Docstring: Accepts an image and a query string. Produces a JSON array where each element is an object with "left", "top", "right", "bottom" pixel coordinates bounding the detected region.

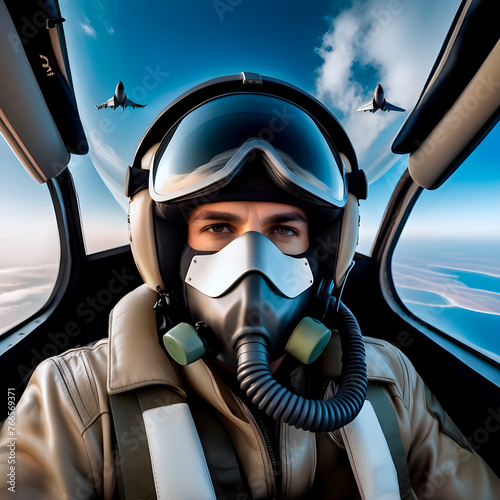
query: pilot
[{"left": 1, "top": 73, "right": 499, "bottom": 499}]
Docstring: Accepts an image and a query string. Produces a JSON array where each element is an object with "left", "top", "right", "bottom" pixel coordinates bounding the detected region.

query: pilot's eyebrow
[
  {"left": 189, "top": 210, "right": 243, "bottom": 223},
  {"left": 189, "top": 210, "right": 308, "bottom": 225},
  {"left": 264, "top": 211, "right": 308, "bottom": 225}
]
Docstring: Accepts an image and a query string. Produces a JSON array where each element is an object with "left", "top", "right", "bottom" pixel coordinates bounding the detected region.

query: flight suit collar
[{"left": 107, "top": 284, "right": 186, "bottom": 397}]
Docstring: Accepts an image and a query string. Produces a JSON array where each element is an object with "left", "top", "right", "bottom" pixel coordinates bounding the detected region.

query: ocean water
[{"left": 392, "top": 239, "right": 500, "bottom": 363}]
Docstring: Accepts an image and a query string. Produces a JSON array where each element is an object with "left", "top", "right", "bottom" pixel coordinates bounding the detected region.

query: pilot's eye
[
  {"left": 205, "top": 224, "right": 231, "bottom": 234},
  {"left": 271, "top": 226, "right": 298, "bottom": 237}
]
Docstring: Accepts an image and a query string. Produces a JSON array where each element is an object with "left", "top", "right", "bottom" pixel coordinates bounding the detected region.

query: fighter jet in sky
[
  {"left": 356, "top": 84, "right": 405, "bottom": 113},
  {"left": 94, "top": 81, "right": 147, "bottom": 110}
]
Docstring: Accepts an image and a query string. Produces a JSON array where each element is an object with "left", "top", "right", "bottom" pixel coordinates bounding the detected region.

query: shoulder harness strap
[
  {"left": 109, "top": 386, "right": 249, "bottom": 500},
  {"left": 109, "top": 388, "right": 165, "bottom": 500},
  {"left": 190, "top": 393, "right": 250, "bottom": 500},
  {"left": 366, "top": 384, "right": 413, "bottom": 500}
]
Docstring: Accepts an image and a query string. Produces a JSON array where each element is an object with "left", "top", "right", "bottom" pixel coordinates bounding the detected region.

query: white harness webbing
[
  {"left": 140, "top": 399, "right": 401, "bottom": 499},
  {"left": 340, "top": 401, "right": 401, "bottom": 500},
  {"left": 143, "top": 403, "right": 216, "bottom": 500}
]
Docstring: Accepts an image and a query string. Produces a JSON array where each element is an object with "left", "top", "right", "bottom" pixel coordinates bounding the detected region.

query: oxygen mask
[{"left": 161, "top": 231, "right": 367, "bottom": 432}]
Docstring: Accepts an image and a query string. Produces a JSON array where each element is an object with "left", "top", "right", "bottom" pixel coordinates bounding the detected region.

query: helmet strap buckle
[
  {"left": 154, "top": 287, "right": 180, "bottom": 335},
  {"left": 315, "top": 261, "right": 356, "bottom": 317},
  {"left": 315, "top": 278, "right": 335, "bottom": 318}
]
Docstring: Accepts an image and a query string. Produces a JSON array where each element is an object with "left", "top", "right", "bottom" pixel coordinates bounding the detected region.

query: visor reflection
[{"left": 151, "top": 94, "right": 345, "bottom": 207}]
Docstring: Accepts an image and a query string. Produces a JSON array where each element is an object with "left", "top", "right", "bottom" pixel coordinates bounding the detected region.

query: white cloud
[
  {"left": 0, "top": 284, "right": 53, "bottom": 311},
  {"left": 80, "top": 12, "right": 115, "bottom": 39},
  {"left": 0, "top": 264, "right": 58, "bottom": 282},
  {"left": 81, "top": 22, "right": 97, "bottom": 38},
  {"left": 0, "top": 264, "right": 59, "bottom": 334},
  {"left": 314, "top": 0, "right": 462, "bottom": 179},
  {"left": 315, "top": 11, "right": 363, "bottom": 113},
  {"left": 98, "top": 16, "right": 115, "bottom": 35}
]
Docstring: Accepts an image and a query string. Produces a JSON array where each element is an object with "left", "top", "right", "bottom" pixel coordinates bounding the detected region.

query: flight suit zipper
[
  {"left": 236, "top": 395, "right": 280, "bottom": 499},
  {"left": 254, "top": 413, "right": 281, "bottom": 498}
]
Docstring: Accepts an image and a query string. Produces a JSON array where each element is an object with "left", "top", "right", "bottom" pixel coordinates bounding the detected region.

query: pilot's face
[{"left": 187, "top": 201, "right": 309, "bottom": 255}]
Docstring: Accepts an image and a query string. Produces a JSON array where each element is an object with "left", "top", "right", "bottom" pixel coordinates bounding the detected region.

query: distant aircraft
[
  {"left": 94, "top": 81, "right": 147, "bottom": 110},
  {"left": 356, "top": 84, "right": 405, "bottom": 113}
]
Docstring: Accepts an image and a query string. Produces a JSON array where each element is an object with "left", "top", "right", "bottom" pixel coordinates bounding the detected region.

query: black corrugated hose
[{"left": 236, "top": 301, "right": 367, "bottom": 432}]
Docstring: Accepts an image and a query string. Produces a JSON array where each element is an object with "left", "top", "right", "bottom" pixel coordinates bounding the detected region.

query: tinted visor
[{"left": 150, "top": 94, "right": 347, "bottom": 207}]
